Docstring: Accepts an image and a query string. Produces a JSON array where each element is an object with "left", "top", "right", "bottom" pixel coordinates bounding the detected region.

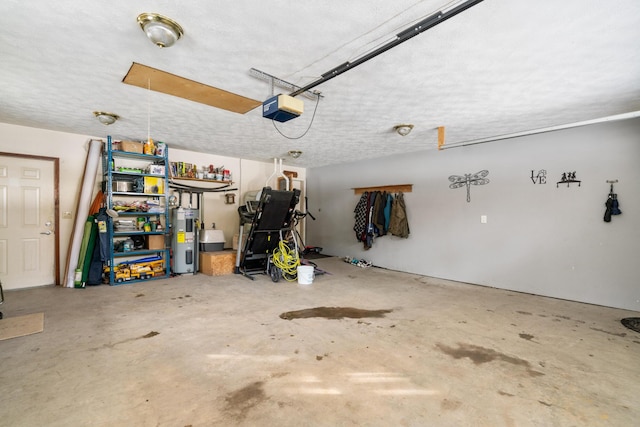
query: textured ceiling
[{"left": 1, "top": 0, "right": 639, "bottom": 168}]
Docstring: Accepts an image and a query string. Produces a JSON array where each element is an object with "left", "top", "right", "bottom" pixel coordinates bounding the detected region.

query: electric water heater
[{"left": 171, "top": 207, "right": 199, "bottom": 274}]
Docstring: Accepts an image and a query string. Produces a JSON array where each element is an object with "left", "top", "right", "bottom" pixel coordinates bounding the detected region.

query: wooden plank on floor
[{"left": 0, "top": 312, "right": 44, "bottom": 341}]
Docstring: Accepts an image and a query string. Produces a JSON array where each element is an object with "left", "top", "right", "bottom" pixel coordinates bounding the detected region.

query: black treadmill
[{"left": 235, "top": 187, "right": 300, "bottom": 280}]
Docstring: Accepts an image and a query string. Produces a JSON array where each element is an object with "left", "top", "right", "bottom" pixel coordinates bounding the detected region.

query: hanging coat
[
  {"left": 364, "top": 191, "right": 378, "bottom": 249},
  {"left": 604, "top": 196, "right": 613, "bottom": 222},
  {"left": 388, "top": 192, "right": 410, "bottom": 238},
  {"left": 611, "top": 194, "right": 622, "bottom": 215},
  {"left": 383, "top": 193, "right": 393, "bottom": 232},
  {"left": 353, "top": 192, "right": 369, "bottom": 241},
  {"left": 373, "top": 191, "right": 388, "bottom": 236}
]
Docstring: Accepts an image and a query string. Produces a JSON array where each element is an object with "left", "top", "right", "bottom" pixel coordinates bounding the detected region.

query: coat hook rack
[
  {"left": 352, "top": 184, "right": 412, "bottom": 195},
  {"left": 557, "top": 171, "right": 581, "bottom": 188}
]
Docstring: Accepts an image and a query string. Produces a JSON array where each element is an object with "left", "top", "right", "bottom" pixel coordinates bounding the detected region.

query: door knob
[{"left": 40, "top": 231, "right": 52, "bottom": 235}]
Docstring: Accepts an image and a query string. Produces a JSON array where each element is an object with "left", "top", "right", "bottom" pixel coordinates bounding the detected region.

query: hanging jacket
[
  {"left": 364, "top": 192, "right": 377, "bottom": 248},
  {"left": 353, "top": 192, "right": 369, "bottom": 241},
  {"left": 373, "top": 191, "right": 387, "bottom": 236},
  {"left": 384, "top": 193, "right": 393, "bottom": 232},
  {"left": 611, "top": 194, "right": 622, "bottom": 215},
  {"left": 604, "top": 197, "right": 613, "bottom": 222},
  {"left": 388, "top": 192, "right": 410, "bottom": 238}
]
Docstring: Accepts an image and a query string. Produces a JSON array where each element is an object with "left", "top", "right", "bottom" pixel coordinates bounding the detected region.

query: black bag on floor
[
  {"left": 86, "top": 237, "right": 103, "bottom": 285},
  {"left": 86, "top": 208, "right": 110, "bottom": 285}
]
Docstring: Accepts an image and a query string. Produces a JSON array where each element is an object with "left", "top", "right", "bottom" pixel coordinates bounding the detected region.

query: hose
[{"left": 272, "top": 240, "right": 300, "bottom": 281}]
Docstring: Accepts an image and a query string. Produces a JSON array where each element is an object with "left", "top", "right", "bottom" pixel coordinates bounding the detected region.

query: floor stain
[
  {"left": 280, "top": 307, "right": 392, "bottom": 320},
  {"left": 142, "top": 331, "right": 159, "bottom": 338},
  {"left": 519, "top": 333, "right": 535, "bottom": 341},
  {"left": 270, "top": 372, "right": 289, "bottom": 379},
  {"left": 223, "top": 381, "right": 267, "bottom": 421},
  {"left": 516, "top": 311, "right": 532, "bottom": 315},
  {"left": 436, "top": 342, "right": 544, "bottom": 377},
  {"left": 590, "top": 327, "right": 627, "bottom": 337},
  {"left": 88, "top": 331, "right": 159, "bottom": 351},
  {"left": 441, "top": 398, "right": 462, "bottom": 411},
  {"left": 498, "top": 390, "right": 515, "bottom": 397}
]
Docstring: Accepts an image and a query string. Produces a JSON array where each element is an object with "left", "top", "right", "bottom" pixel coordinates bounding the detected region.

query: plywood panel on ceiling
[{"left": 122, "top": 62, "right": 262, "bottom": 114}]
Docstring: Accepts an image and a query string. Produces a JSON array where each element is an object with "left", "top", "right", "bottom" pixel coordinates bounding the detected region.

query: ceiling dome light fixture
[
  {"left": 93, "top": 111, "right": 119, "bottom": 125},
  {"left": 288, "top": 150, "right": 302, "bottom": 159},
  {"left": 394, "top": 124, "right": 414, "bottom": 136},
  {"left": 137, "top": 13, "right": 184, "bottom": 48}
]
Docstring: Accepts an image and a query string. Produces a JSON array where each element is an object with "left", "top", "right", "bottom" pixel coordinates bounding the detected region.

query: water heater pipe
[
  {"left": 264, "top": 158, "right": 290, "bottom": 190},
  {"left": 265, "top": 158, "right": 278, "bottom": 189}
]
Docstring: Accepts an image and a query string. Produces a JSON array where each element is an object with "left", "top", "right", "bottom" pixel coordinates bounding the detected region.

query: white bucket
[{"left": 297, "top": 265, "right": 315, "bottom": 285}]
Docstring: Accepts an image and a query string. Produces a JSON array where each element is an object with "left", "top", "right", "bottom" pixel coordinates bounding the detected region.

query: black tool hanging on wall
[{"left": 604, "top": 180, "right": 622, "bottom": 223}]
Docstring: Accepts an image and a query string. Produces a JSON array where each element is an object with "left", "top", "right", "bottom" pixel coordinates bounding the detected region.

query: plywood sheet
[
  {"left": 122, "top": 63, "right": 262, "bottom": 114},
  {"left": 0, "top": 312, "right": 44, "bottom": 341}
]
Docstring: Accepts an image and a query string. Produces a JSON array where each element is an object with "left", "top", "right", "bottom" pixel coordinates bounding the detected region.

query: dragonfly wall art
[{"left": 449, "top": 170, "right": 490, "bottom": 202}]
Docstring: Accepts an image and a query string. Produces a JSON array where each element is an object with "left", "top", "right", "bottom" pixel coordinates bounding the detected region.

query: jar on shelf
[
  {"left": 143, "top": 138, "right": 155, "bottom": 155},
  {"left": 123, "top": 238, "right": 134, "bottom": 252}
]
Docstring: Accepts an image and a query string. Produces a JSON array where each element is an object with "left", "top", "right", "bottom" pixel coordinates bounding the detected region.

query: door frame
[{"left": 0, "top": 152, "right": 60, "bottom": 285}]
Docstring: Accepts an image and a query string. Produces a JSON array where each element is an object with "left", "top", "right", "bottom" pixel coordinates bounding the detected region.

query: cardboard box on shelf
[
  {"left": 147, "top": 165, "right": 165, "bottom": 176},
  {"left": 119, "top": 140, "right": 143, "bottom": 153},
  {"left": 200, "top": 251, "right": 236, "bottom": 276},
  {"left": 145, "top": 235, "right": 165, "bottom": 250}
]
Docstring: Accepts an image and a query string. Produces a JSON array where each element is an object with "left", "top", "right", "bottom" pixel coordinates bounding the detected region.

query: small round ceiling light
[
  {"left": 137, "top": 13, "right": 184, "bottom": 48},
  {"left": 394, "top": 124, "right": 414, "bottom": 136},
  {"left": 93, "top": 111, "right": 119, "bottom": 125},
  {"left": 288, "top": 150, "right": 302, "bottom": 159}
]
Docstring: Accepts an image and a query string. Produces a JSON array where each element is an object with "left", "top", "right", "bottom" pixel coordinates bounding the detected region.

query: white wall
[
  {"left": 306, "top": 118, "right": 640, "bottom": 311},
  {"left": 0, "top": 123, "right": 305, "bottom": 284}
]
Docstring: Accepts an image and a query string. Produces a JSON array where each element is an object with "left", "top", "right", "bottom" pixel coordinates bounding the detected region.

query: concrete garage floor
[{"left": 0, "top": 256, "right": 638, "bottom": 427}]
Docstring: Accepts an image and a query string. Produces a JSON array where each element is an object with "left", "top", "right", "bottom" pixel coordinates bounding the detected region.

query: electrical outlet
[{"left": 481, "top": 215, "right": 487, "bottom": 224}]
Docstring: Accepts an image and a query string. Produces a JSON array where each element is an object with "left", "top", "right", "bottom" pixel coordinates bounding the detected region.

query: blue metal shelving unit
[{"left": 103, "top": 136, "right": 170, "bottom": 285}]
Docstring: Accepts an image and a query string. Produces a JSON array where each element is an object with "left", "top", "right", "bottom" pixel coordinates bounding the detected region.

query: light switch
[
  {"left": 481, "top": 215, "right": 487, "bottom": 224},
  {"left": 63, "top": 211, "right": 72, "bottom": 219}
]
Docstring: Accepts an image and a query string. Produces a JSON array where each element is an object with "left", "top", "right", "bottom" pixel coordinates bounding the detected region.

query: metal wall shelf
[{"left": 103, "top": 136, "right": 171, "bottom": 285}]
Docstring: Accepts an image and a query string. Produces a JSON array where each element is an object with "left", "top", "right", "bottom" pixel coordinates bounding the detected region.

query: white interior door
[{"left": 0, "top": 155, "right": 56, "bottom": 289}]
